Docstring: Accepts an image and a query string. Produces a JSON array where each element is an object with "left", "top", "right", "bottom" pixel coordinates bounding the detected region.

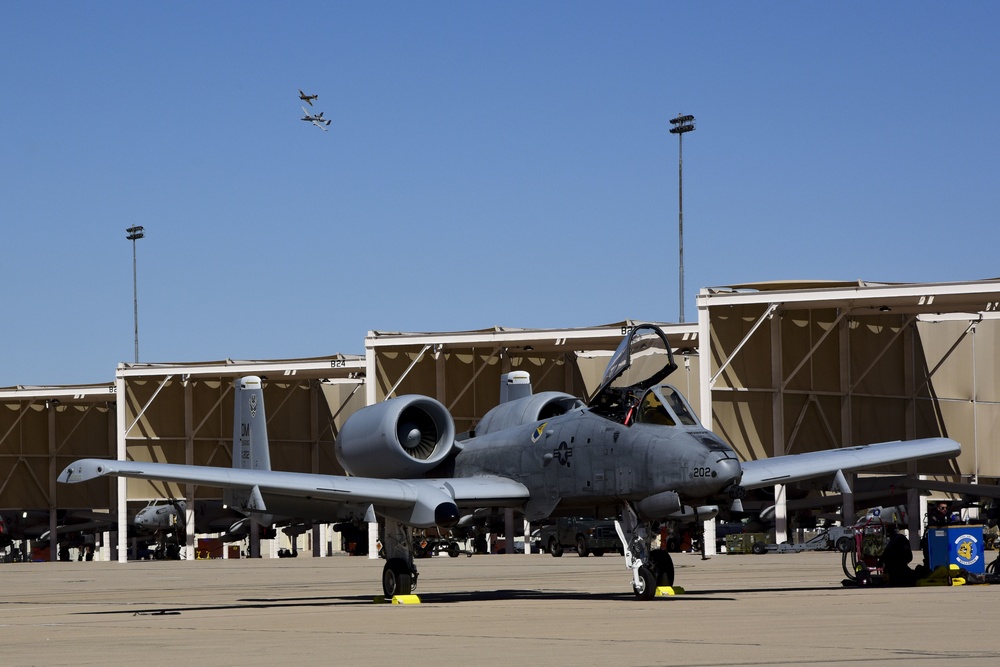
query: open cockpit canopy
[{"left": 590, "top": 324, "right": 677, "bottom": 411}]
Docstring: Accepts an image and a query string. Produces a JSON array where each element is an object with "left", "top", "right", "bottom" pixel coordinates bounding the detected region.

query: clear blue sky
[{"left": 2, "top": 3, "right": 998, "bottom": 386}]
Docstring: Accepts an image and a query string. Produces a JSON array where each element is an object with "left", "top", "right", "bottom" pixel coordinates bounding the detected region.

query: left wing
[
  {"left": 739, "top": 437, "right": 960, "bottom": 490},
  {"left": 60, "top": 459, "right": 528, "bottom": 529}
]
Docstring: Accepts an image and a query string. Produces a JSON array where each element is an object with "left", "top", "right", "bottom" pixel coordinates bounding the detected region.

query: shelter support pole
[
  {"left": 249, "top": 521, "right": 260, "bottom": 558},
  {"left": 48, "top": 404, "right": 57, "bottom": 561},
  {"left": 504, "top": 507, "right": 515, "bottom": 555},
  {"left": 774, "top": 484, "right": 787, "bottom": 545},
  {"left": 907, "top": 487, "right": 922, "bottom": 549},
  {"left": 771, "top": 306, "right": 788, "bottom": 543},
  {"left": 116, "top": 374, "right": 128, "bottom": 562},
  {"left": 368, "top": 522, "right": 379, "bottom": 560},
  {"left": 310, "top": 383, "right": 323, "bottom": 557},
  {"left": 185, "top": 381, "right": 196, "bottom": 560},
  {"left": 702, "top": 519, "right": 716, "bottom": 558}
]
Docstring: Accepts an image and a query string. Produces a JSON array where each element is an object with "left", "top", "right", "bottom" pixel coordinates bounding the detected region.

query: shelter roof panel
[
  {"left": 116, "top": 354, "right": 364, "bottom": 380},
  {"left": 0, "top": 383, "right": 116, "bottom": 403},
  {"left": 367, "top": 320, "right": 698, "bottom": 352},
  {"left": 700, "top": 278, "right": 1000, "bottom": 316}
]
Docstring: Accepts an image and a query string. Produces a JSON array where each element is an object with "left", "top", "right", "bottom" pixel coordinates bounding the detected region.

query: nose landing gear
[{"left": 615, "top": 503, "right": 675, "bottom": 600}]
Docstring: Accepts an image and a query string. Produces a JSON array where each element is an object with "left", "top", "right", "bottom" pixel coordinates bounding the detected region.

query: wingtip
[{"left": 60, "top": 459, "right": 113, "bottom": 483}]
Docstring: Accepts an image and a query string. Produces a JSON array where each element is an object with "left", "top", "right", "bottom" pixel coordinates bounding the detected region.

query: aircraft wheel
[
  {"left": 576, "top": 536, "right": 590, "bottom": 557},
  {"left": 632, "top": 566, "right": 657, "bottom": 600},
  {"left": 549, "top": 538, "right": 563, "bottom": 557},
  {"left": 650, "top": 549, "right": 674, "bottom": 587},
  {"left": 382, "top": 559, "right": 412, "bottom": 597},
  {"left": 836, "top": 537, "right": 853, "bottom": 553}
]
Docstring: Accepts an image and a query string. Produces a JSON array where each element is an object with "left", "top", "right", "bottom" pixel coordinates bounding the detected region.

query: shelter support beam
[{"left": 710, "top": 303, "right": 778, "bottom": 387}]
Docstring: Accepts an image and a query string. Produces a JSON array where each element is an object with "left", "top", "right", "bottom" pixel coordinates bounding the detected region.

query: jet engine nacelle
[
  {"left": 336, "top": 395, "right": 457, "bottom": 478},
  {"left": 636, "top": 491, "right": 683, "bottom": 520},
  {"left": 475, "top": 391, "right": 585, "bottom": 436}
]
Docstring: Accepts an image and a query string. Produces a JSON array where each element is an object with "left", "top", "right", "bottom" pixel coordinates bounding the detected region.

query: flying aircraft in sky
[
  {"left": 298, "top": 89, "right": 318, "bottom": 106},
  {"left": 60, "top": 325, "right": 960, "bottom": 599},
  {"left": 300, "top": 106, "right": 331, "bottom": 131}
]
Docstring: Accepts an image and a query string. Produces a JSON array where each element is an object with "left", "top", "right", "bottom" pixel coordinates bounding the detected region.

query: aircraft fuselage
[{"left": 453, "top": 409, "right": 742, "bottom": 519}]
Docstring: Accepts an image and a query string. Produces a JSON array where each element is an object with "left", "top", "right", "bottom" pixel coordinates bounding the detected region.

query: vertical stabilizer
[
  {"left": 232, "top": 376, "right": 271, "bottom": 471},
  {"left": 225, "top": 376, "right": 271, "bottom": 514}
]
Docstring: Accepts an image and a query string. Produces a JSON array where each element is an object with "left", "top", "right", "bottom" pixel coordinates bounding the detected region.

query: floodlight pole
[
  {"left": 126, "top": 225, "right": 145, "bottom": 363},
  {"left": 669, "top": 113, "right": 695, "bottom": 323}
]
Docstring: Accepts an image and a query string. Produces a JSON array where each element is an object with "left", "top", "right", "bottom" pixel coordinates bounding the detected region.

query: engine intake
[{"left": 336, "top": 395, "right": 457, "bottom": 478}]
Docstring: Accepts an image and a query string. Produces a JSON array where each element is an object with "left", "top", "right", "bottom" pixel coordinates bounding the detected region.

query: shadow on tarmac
[{"left": 75, "top": 582, "right": 845, "bottom": 615}]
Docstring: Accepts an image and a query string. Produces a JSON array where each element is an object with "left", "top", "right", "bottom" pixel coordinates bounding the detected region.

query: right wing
[
  {"left": 739, "top": 437, "right": 960, "bottom": 490},
  {"left": 60, "top": 459, "right": 528, "bottom": 529}
]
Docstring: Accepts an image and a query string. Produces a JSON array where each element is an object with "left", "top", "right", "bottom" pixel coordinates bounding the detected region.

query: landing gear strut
[
  {"left": 615, "top": 503, "right": 674, "bottom": 600},
  {"left": 381, "top": 518, "right": 418, "bottom": 597}
]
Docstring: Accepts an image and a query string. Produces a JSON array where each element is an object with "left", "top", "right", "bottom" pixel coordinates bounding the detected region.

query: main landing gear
[
  {"left": 615, "top": 503, "right": 674, "bottom": 600},
  {"left": 381, "top": 518, "right": 419, "bottom": 597}
]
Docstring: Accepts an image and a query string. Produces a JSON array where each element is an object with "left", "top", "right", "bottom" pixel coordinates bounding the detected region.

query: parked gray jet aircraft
[
  {"left": 0, "top": 509, "right": 116, "bottom": 560},
  {"left": 134, "top": 498, "right": 249, "bottom": 542},
  {"left": 298, "top": 89, "right": 318, "bottom": 106},
  {"left": 300, "top": 106, "right": 331, "bottom": 130},
  {"left": 60, "top": 325, "right": 960, "bottom": 599}
]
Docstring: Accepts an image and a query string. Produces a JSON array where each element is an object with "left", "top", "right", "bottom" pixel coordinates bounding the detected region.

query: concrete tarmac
[{"left": 2, "top": 550, "right": 997, "bottom": 666}]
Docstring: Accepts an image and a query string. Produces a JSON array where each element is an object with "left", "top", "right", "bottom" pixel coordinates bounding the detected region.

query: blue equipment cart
[{"left": 926, "top": 525, "right": 985, "bottom": 574}]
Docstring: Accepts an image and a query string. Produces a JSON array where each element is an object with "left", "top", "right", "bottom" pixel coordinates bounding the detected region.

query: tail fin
[
  {"left": 224, "top": 376, "right": 271, "bottom": 516},
  {"left": 232, "top": 376, "right": 270, "bottom": 471}
]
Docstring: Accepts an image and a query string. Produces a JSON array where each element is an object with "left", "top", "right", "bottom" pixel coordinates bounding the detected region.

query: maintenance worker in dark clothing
[
  {"left": 880, "top": 524, "right": 919, "bottom": 587},
  {"left": 921, "top": 501, "right": 953, "bottom": 566},
  {"left": 928, "top": 501, "right": 952, "bottom": 526}
]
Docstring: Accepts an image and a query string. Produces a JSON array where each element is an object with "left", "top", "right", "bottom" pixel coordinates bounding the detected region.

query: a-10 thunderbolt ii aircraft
[
  {"left": 60, "top": 324, "right": 960, "bottom": 599},
  {"left": 300, "top": 106, "right": 331, "bottom": 131}
]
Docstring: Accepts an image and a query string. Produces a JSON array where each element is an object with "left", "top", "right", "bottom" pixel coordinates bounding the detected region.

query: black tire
[
  {"left": 632, "top": 566, "right": 657, "bottom": 600},
  {"left": 549, "top": 538, "right": 563, "bottom": 558},
  {"left": 649, "top": 549, "right": 675, "bottom": 587},
  {"left": 382, "top": 559, "right": 412, "bottom": 597},
  {"left": 447, "top": 542, "right": 460, "bottom": 558},
  {"left": 751, "top": 541, "right": 767, "bottom": 555},
  {"left": 593, "top": 549, "right": 605, "bottom": 557},
  {"left": 576, "top": 536, "right": 590, "bottom": 557},
  {"left": 836, "top": 537, "right": 853, "bottom": 553}
]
